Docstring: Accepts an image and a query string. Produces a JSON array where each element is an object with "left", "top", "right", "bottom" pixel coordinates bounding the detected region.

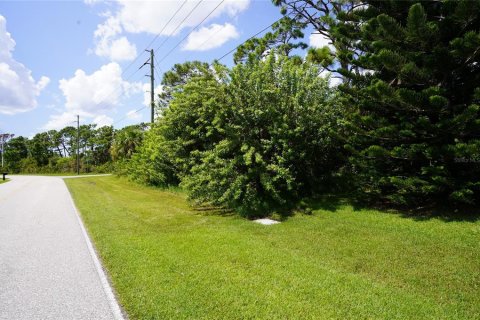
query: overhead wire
[
  {"left": 117, "top": 0, "right": 189, "bottom": 80},
  {"left": 216, "top": 17, "right": 282, "bottom": 61},
  {"left": 157, "top": 0, "right": 225, "bottom": 64},
  {"left": 109, "top": 9, "right": 282, "bottom": 128},
  {"left": 114, "top": 15, "right": 283, "bottom": 127},
  {"left": 95, "top": 0, "right": 192, "bottom": 127},
  {"left": 112, "top": 0, "right": 213, "bottom": 126},
  {"left": 154, "top": 0, "right": 204, "bottom": 53}
]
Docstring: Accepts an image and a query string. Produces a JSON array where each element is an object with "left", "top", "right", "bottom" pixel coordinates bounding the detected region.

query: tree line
[{"left": 1, "top": 124, "right": 146, "bottom": 174}]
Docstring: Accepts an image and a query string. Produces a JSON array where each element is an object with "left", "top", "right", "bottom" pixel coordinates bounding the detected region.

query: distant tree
[
  {"left": 111, "top": 124, "right": 146, "bottom": 162},
  {"left": 59, "top": 126, "right": 76, "bottom": 157},
  {"left": 92, "top": 126, "right": 114, "bottom": 165},
  {"left": 1, "top": 133, "right": 16, "bottom": 169},
  {"left": 28, "top": 132, "right": 53, "bottom": 167}
]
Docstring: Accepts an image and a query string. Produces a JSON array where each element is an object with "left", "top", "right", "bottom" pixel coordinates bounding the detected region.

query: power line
[
  {"left": 117, "top": 0, "right": 189, "bottom": 80},
  {"left": 217, "top": 18, "right": 282, "bottom": 62},
  {"left": 84, "top": 1, "right": 191, "bottom": 126},
  {"left": 154, "top": 0, "right": 204, "bottom": 53},
  {"left": 157, "top": 0, "right": 225, "bottom": 64},
  {"left": 112, "top": 105, "right": 148, "bottom": 126},
  {"left": 102, "top": 16, "right": 282, "bottom": 130}
]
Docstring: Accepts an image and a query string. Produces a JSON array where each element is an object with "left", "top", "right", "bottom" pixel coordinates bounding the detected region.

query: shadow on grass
[
  {"left": 192, "top": 205, "right": 236, "bottom": 217},
  {"left": 189, "top": 194, "right": 480, "bottom": 223},
  {"left": 305, "top": 195, "right": 480, "bottom": 223},
  {"left": 396, "top": 206, "right": 480, "bottom": 223}
]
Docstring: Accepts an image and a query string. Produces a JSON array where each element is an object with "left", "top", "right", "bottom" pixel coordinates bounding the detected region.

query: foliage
[
  {"left": 131, "top": 56, "right": 344, "bottom": 216},
  {"left": 3, "top": 136, "right": 28, "bottom": 173},
  {"left": 184, "top": 56, "right": 343, "bottom": 216},
  {"left": 110, "top": 124, "right": 146, "bottom": 161},
  {"left": 271, "top": 0, "right": 480, "bottom": 209},
  {"left": 4, "top": 124, "right": 120, "bottom": 174},
  {"left": 129, "top": 62, "right": 228, "bottom": 185},
  {"left": 328, "top": 0, "right": 480, "bottom": 207},
  {"left": 233, "top": 17, "right": 307, "bottom": 64}
]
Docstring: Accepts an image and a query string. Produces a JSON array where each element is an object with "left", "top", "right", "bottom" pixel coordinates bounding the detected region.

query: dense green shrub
[
  {"left": 130, "top": 55, "right": 344, "bottom": 216},
  {"left": 182, "top": 56, "right": 344, "bottom": 216}
]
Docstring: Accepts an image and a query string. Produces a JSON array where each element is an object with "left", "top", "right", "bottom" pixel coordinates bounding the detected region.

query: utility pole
[
  {"left": 149, "top": 49, "right": 155, "bottom": 124},
  {"left": 76, "top": 115, "right": 80, "bottom": 175},
  {"left": 140, "top": 49, "right": 155, "bottom": 124},
  {"left": 0, "top": 133, "right": 14, "bottom": 169}
]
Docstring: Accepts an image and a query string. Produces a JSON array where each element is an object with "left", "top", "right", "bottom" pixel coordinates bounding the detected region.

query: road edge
[{"left": 64, "top": 180, "right": 126, "bottom": 320}]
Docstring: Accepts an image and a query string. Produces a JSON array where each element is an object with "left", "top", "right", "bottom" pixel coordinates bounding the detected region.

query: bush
[{"left": 182, "top": 56, "right": 344, "bottom": 217}]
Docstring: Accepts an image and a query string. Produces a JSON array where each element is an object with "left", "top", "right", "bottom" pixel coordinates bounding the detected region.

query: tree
[
  {"left": 182, "top": 55, "right": 343, "bottom": 216},
  {"left": 129, "top": 62, "right": 228, "bottom": 185},
  {"left": 158, "top": 61, "right": 212, "bottom": 110},
  {"left": 111, "top": 124, "right": 147, "bottom": 162},
  {"left": 333, "top": 0, "right": 480, "bottom": 207},
  {"left": 233, "top": 17, "right": 307, "bottom": 64},
  {"left": 28, "top": 132, "right": 53, "bottom": 167},
  {"left": 92, "top": 126, "right": 114, "bottom": 165},
  {"left": 273, "top": 0, "right": 364, "bottom": 77},
  {"left": 1, "top": 133, "right": 16, "bottom": 169}
]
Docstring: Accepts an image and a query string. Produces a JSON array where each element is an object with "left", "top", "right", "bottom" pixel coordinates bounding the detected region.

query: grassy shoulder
[
  {"left": 0, "top": 178, "right": 10, "bottom": 184},
  {"left": 65, "top": 176, "right": 480, "bottom": 319}
]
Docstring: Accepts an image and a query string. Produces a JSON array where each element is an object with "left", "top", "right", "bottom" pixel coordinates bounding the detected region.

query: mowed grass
[
  {"left": 0, "top": 178, "right": 9, "bottom": 184},
  {"left": 65, "top": 176, "right": 480, "bottom": 319}
]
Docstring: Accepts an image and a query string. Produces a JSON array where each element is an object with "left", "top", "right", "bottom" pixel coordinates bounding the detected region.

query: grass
[
  {"left": 0, "top": 178, "right": 10, "bottom": 184},
  {"left": 65, "top": 176, "right": 480, "bottom": 319}
]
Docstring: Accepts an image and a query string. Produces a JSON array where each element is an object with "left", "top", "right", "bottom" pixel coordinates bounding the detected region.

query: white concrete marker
[{"left": 254, "top": 218, "right": 280, "bottom": 225}]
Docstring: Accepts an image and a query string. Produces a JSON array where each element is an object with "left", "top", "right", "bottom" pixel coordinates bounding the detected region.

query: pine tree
[{"left": 333, "top": 0, "right": 480, "bottom": 208}]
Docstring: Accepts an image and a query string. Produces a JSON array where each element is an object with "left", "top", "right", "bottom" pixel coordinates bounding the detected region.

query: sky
[{"left": 0, "top": 0, "right": 327, "bottom": 138}]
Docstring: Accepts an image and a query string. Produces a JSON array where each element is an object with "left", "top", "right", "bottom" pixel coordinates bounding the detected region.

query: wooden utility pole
[
  {"left": 76, "top": 115, "right": 80, "bottom": 175},
  {"left": 0, "top": 133, "right": 14, "bottom": 169},
  {"left": 140, "top": 49, "right": 155, "bottom": 124},
  {"left": 149, "top": 49, "right": 155, "bottom": 124}
]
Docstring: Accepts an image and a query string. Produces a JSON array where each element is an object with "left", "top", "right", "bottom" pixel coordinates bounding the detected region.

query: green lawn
[
  {"left": 65, "top": 176, "right": 480, "bottom": 319},
  {"left": 0, "top": 178, "right": 10, "bottom": 184}
]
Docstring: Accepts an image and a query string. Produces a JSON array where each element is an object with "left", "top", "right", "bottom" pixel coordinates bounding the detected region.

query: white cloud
[
  {"left": 44, "top": 63, "right": 141, "bottom": 130},
  {"left": 0, "top": 15, "right": 50, "bottom": 115},
  {"left": 93, "top": 114, "right": 113, "bottom": 127},
  {"left": 183, "top": 23, "right": 239, "bottom": 51},
  {"left": 43, "top": 112, "right": 78, "bottom": 131},
  {"left": 116, "top": 0, "right": 249, "bottom": 35},
  {"left": 94, "top": 16, "right": 137, "bottom": 61},
  {"left": 59, "top": 62, "right": 130, "bottom": 115},
  {"left": 309, "top": 33, "right": 335, "bottom": 52},
  {"left": 318, "top": 69, "right": 343, "bottom": 87},
  {"left": 90, "top": 0, "right": 250, "bottom": 60}
]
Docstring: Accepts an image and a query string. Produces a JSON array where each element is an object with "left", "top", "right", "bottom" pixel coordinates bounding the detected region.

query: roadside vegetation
[
  {"left": 66, "top": 176, "right": 480, "bottom": 319},
  {"left": 0, "top": 178, "right": 10, "bottom": 184},
  {"left": 4, "top": 0, "right": 479, "bottom": 217},
  {"left": 124, "top": 0, "right": 480, "bottom": 217}
]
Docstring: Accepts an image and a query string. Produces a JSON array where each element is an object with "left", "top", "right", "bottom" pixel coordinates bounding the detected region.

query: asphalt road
[{"left": 0, "top": 175, "right": 123, "bottom": 320}]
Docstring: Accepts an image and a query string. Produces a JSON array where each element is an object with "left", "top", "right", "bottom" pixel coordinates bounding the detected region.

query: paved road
[{"left": 0, "top": 175, "right": 123, "bottom": 320}]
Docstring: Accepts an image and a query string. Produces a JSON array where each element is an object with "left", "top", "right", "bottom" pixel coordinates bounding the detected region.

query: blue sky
[{"left": 0, "top": 0, "right": 324, "bottom": 137}]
